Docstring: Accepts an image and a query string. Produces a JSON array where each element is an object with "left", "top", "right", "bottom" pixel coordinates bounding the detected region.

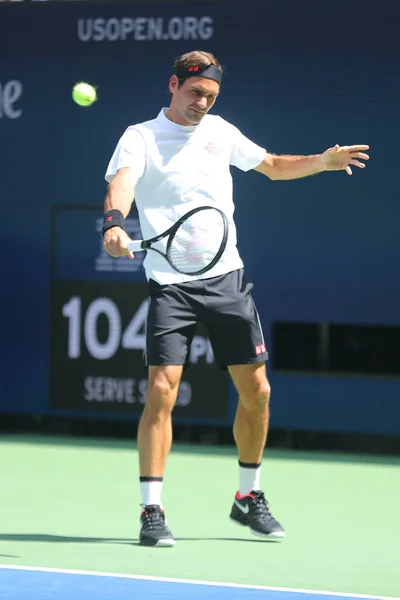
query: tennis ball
[{"left": 72, "top": 82, "right": 97, "bottom": 107}]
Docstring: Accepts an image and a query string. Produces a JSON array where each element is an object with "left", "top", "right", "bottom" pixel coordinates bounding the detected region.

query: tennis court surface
[{"left": 1, "top": 435, "right": 399, "bottom": 599}]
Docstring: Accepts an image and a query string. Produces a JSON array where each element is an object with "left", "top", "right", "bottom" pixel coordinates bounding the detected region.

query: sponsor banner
[
  {"left": 77, "top": 16, "right": 214, "bottom": 42},
  {"left": 50, "top": 206, "right": 230, "bottom": 422},
  {"left": 0, "top": 2, "right": 221, "bottom": 50}
]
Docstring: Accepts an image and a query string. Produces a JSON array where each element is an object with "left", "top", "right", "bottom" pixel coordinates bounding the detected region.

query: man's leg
[
  {"left": 228, "top": 362, "right": 285, "bottom": 540},
  {"left": 197, "top": 268, "right": 284, "bottom": 539},
  {"left": 138, "top": 364, "right": 183, "bottom": 547},
  {"left": 138, "top": 364, "right": 183, "bottom": 485},
  {"left": 229, "top": 362, "right": 270, "bottom": 468}
]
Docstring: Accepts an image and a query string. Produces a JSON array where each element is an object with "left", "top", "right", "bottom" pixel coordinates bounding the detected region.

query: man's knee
[
  {"left": 145, "top": 367, "right": 182, "bottom": 416},
  {"left": 240, "top": 378, "right": 271, "bottom": 412},
  {"left": 254, "top": 379, "right": 271, "bottom": 409}
]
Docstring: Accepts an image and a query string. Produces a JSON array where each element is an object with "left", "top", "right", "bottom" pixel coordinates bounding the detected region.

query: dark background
[{"left": 1, "top": 0, "right": 399, "bottom": 447}]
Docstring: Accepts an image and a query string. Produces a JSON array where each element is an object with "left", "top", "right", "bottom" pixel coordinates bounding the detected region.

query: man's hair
[{"left": 173, "top": 50, "right": 223, "bottom": 87}]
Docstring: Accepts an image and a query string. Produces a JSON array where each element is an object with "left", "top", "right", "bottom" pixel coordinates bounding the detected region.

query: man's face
[{"left": 168, "top": 76, "right": 220, "bottom": 126}]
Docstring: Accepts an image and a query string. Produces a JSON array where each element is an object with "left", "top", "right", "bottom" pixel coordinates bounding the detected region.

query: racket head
[{"left": 166, "top": 206, "right": 228, "bottom": 275}]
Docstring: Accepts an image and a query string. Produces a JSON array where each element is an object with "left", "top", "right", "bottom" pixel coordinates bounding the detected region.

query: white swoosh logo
[{"left": 234, "top": 500, "right": 249, "bottom": 514}]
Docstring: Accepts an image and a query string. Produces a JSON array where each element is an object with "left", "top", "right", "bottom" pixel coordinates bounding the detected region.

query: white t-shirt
[{"left": 105, "top": 108, "right": 266, "bottom": 284}]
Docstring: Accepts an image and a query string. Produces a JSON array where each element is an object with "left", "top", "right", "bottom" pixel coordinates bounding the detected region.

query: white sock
[
  {"left": 140, "top": 478, "right": 163, "bottom": 508},
  {"left": 239, "top": 462, "right": 261, "bottom": 496}
]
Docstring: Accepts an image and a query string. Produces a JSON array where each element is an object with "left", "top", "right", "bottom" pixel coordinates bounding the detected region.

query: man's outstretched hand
[{"left": 322, "top": 144, "right": 370, "bottom": 175}]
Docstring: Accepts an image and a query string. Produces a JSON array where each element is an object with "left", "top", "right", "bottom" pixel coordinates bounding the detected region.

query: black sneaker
[
  {"left": 230, "top": 490, "right": 285, "bottom": 540},
  {"left": 139, "top": 505, "right": 176, "bottom": 547}
]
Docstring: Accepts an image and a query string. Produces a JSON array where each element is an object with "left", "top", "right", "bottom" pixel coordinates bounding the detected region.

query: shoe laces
[
  {"left": 249, "top": 491, "right": 274, "bottom": 520},
  {"left": 141, "top": 505, "right": 165, "bottom": 530}
]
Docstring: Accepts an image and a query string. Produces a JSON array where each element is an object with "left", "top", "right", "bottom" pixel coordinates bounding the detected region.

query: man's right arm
[{"left": 103, "top": 167, "right": 141, "bottom": 259}]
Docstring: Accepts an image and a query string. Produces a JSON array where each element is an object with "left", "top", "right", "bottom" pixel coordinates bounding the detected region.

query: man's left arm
[{"left": 254, "top": 144, "right": 369, "bottom": 180}]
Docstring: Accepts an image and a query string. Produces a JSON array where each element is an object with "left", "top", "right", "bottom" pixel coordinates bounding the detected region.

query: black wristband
[{"left": 102, "top": 209, "right": 125, "bottom": 236}]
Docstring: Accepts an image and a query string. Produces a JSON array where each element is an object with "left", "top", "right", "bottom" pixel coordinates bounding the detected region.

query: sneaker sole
[
  {"left": 139, "top": 537, "right": 176, "bottom": 547},
  {"left": 230, "top": 517, "right": 285, "bottom": 541}
]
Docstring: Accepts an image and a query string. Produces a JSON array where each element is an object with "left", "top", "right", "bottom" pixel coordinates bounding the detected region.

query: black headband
[{"left": 175, "top": 64, "right": 222, "bottom": 85}]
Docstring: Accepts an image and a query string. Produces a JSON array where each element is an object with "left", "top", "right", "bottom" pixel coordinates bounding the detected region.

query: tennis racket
[{"left": 127, "top": 206, "right": 228, "bottom": 276}]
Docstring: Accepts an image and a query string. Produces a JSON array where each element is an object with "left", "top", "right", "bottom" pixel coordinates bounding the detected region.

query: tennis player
[{"left": 103, "top": 50, "right": 369, "bottom": 547}]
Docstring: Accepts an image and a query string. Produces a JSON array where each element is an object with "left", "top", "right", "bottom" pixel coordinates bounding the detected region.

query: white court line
[{"left": 0, "top": 564, "right": 398, "bottom": 600}]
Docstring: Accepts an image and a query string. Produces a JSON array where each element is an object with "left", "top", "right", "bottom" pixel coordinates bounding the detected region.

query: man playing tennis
[{"left": 103, "top": 50, "right": 369, "bottom": 547}]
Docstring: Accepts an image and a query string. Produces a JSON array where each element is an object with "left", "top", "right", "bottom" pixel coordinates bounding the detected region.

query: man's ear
[{"left": 169, "top": 75, "right": 179, "bottom": 94}]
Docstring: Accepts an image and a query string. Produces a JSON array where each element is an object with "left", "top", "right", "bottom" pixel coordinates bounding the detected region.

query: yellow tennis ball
[{"left": 72, "top": 82, "right": 97, "bottom": 107}]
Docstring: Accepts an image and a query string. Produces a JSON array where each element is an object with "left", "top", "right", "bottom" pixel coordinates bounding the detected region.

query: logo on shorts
[{"left": 255, "top": 344, "right": 266, "bottom": 355}]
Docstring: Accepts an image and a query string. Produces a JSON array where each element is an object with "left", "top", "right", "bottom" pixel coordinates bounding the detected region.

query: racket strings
[{"left": 167, "top": 209, "right": 226, "bottom": 274}]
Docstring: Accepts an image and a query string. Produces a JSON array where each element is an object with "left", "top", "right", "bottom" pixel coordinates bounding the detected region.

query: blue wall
[{"left": 1, "top": 0, "right": 399, "bottom": 434}]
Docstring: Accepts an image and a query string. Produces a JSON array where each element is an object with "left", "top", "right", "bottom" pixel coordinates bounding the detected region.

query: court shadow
[
  {"left": 0, "top": 533, "right": 272, "bottom": 546},
  {"left": 0, "top": 534, "right": 133, "bottom": 545},
  {"left": 169, "top": 537, "right": 275, "bottom": 544},
  {"left": 129, "top": 537, "right": 278, "bottom": 545}
]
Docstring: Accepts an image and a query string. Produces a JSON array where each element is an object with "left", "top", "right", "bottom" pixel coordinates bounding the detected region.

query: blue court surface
[{"left": 1, "top": 566, "right": 398, "bottom": 600}]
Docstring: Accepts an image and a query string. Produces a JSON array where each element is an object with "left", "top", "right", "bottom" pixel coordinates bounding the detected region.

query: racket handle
[{"left": 127, "top": 240, "right": 145, "bottom": 252}]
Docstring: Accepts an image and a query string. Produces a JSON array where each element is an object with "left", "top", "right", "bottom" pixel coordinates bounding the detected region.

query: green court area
[{"left": 0, "top": 435, "right": 399, "bottom": 598}]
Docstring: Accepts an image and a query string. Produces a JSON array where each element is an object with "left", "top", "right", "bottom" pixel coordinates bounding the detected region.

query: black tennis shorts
[{"left": 145, "top": 268, "right": 268, "bottom": 368}]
